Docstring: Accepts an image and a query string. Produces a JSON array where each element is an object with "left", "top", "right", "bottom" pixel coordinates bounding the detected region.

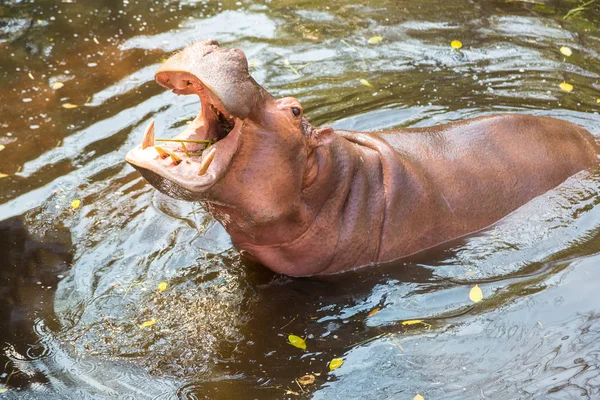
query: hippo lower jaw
[{"left": 125, "top": 81, "right": 242, "bottom": 200}]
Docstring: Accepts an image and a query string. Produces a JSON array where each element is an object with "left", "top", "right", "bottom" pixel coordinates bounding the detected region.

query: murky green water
[{"left": 1, "top": 0, "right": 600, "bottom": 398}]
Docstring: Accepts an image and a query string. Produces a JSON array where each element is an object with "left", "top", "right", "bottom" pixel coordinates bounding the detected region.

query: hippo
[{"left": 125, "top": 39, "right": 598, "bottom": 276}]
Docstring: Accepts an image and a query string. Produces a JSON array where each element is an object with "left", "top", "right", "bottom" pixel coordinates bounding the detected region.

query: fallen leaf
[
  {"left": 285, "top": 390, "right": 299, "bottom": 395},
  {"left": 469, "top": 284, "right": 483, "bottom": 303},
  {"left": 450, "top": 40, "right": 463, "bottom": 49},
  {"left": 402, "top": 319, "right": 423, "bottom": 325},
  {"left": 0, "top": 145, "right": 5, "bottom": 152},
  {"left": 0, "top": 172, "right": 12, "bottom": 178},
  {"left": 93, "top": 37, "right": 100, "bottom": 45},
  {"left": 288, "top": 334, "right": 306, "bottom": 350},
  {"left": 62, "top": 103, "right": 78, "bottom": 109},
  {"left": 28, "top": 72, "right": 34, "bottom": 80},
  {"left": 157, "top": 281, "right": 168, "bottom": 292},
  {"left": 368, "top": 36, "right": 383, "bottom": 44},
  {"left": 360, "top": 78, "right": 373, "bottom": 87},
  {"left": 248, "top": 60, "right": 260, "bottom": 67},
  {"left": 297, "top": 374, "right": 315, "bottom": 385},
  {"left": 560, "top": 46, "right": 572, "bottom": 57},
  {"left": 368, "top": 307, "right": 381, "bottom": 317},
  {"left": 140, "top": 319, "right": 157, "bottom": 328},
  {"left": 52, "top": 82, "right": 64, "bottom": 90},
  {"left": 71, "top": 199, "right": 81, "bottom": 209},
  {"left": 329, "top": 358, "right": 343, "bottom": 371},
  {"left": 596, "top": 98, "right": 599, "bottom": 103},
  {"left": 0, "top": 388, "right": 8, "bottom": 394},
  {"left": 414, "top": 394, "right": 424, "bottom": 400},
  {"left": 559, "top": 82, "right": 573, "bottom": 93}
]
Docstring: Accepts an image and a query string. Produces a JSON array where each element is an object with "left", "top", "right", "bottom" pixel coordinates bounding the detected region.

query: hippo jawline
[{"left": 125, "top": 78, "right": 242, "bottom": 199}]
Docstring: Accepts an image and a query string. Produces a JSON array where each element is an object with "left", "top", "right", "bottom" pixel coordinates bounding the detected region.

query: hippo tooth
[
  {"left": 169, "top": 151, "right": 182, "bottom": 165},
  {"left": 154, "top": 145, "right": 169, "bottom": 159},
  {"left": 198, "top": 147, "right": 216, "bottom": 175},
  {"left": 142, "top": 119, "right": 155, "bottom": 149}
]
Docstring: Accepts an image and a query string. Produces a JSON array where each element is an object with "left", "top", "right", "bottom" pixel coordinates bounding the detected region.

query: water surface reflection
[{"left": 1, "top": 0, "right": 600, "bottom": 398}]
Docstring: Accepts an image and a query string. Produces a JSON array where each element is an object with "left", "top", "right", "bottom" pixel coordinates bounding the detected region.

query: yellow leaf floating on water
[
  {"left": 360, "top": 79, "right": 373, "bottom": 87},
  {"left": 140, "top": 319, "right": 157, "bottom": 328},
  {"left": 470, "top": 284, "right": 483, "bottom": 303},
  {"left": 62, "top": 103, "right": 78, "bottom": 109},
  {"left": 329, "top": 358, "right": 343, "bottom": 371},
  {"left": 414, "top": 394, "right": 425, "bottom": 400},
  {"left": 596, "top": 98, "right": 600, "bottom": 103},
  {"left": 52, "top": 82, "right": 64, "bottom": 90},
  {"left": 368, "top": 307, "right": 381, "bottom": 317},
  {"left": 560, "top": 46, "right": 572, "bottom": 57},
  {"left": 559, "top": 82, "right": 573, "bottom": 93},
  {"left": 368, "top": 36, "right": 383, "bottom": 44},
  {"left": 450, "top": 40, "right": 463, "bottom": 49},
  {"left": 71, "top": 199, "right": 81, "bottom": 209},
  {"left": 288, "top": 334, "right": 306, "bottom": 350},
  {"left": 0, "top": 388, "right": 8, "bottom": 394},
  {"left": 0, "top": 145, "right": 5, "bottom": 151},
  {"left": 157, "top": 281, "right": 168, "bottom": 292},
  {"left": 0, "top": 173, "right": 9, "bottom": 179},
  {"left": 402, "top": 319, "right": 423, "bottom": 326},
  {"left": 297, "top": 374, "right": 315, "bottom": 385}
]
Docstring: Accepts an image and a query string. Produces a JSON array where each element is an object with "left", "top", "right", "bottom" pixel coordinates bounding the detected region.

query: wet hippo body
[{"left": 126, "top": 40, "right": 598, "bottom": 276}]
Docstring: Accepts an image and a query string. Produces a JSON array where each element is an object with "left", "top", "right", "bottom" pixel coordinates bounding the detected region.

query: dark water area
[{"left": 1, "top": 0, "right": 600, "bottom": 399}]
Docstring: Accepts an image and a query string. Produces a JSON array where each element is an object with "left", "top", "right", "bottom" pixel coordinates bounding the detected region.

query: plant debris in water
[
  {"left": 288, "top": 334, "right": 307, "bottom": 350},
  {"left": 451, "top": 40, "right": 463, "bottom": 49},
  {"left": 470, "top": 284, "right": 483, "bottom": 302},
  {"left": 559, "top": 82, "right": 574, "bottom": 92},
  {"left": 368, "top": 36, "right": 383, "bottom": 44},
  {"left": 564, "top": 0, "right": 598, "bottom": 19},
  {"left": 328, "top": 358, "right": 343, "bottom": 371}
]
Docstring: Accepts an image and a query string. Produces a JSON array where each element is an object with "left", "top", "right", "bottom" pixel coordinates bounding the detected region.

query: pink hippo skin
[{"left": 126, "top": 40, "right": 598, "bottom": 276}]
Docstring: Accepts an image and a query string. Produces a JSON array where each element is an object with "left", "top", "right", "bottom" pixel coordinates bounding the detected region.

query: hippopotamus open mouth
[{"left": 126, "top": 39, "right": 272, "bottom": 200}]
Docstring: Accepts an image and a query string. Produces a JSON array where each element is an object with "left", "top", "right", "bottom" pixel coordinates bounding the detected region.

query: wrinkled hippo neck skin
[
  {"left": 219, "top": 133, "right": 389, "bottom": 276},
  {"left": 207, "top": 114, "right": 597, "bottom": 276}
]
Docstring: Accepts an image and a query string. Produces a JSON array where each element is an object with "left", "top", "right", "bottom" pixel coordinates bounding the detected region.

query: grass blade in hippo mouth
[{"left": 154, "top": 138, "right": 218, "bottom": 157}]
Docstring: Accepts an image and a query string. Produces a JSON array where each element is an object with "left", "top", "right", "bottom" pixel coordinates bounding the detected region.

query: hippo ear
[{"left": 310, "top": 126, "right": 334, "bottom": 148}]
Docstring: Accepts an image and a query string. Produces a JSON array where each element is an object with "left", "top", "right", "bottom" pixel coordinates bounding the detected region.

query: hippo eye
[{"left": 291, "top": 107, "right": 301, "bottom": 117}]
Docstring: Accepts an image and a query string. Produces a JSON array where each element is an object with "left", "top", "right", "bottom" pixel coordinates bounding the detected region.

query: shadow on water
[{"left": 1, "top": 0, "right": 600, "bottom": 399}]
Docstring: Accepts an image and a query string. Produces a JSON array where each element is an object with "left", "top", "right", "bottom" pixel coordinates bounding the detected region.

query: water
[{"left": 1, "top": 0, "right": 600, "bottom": 398}]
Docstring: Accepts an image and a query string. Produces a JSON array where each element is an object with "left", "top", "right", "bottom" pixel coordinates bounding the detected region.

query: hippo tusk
[
  {"left": 142, "top": 119, "right": 155, "bottom": 149},
  {"left": 169, "top": 150, "right": 182, "bottom": 165},
  {"left": 154, "top": 145, "right": 169, "bottom": 159},
  {"left": 198, "top": 147, "right": 216, "bottom": 175}
]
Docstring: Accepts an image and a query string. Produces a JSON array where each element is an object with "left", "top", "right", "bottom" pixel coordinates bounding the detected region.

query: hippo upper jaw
[{"left": 125, "top": 39, "right": 268, "bottom": 200}]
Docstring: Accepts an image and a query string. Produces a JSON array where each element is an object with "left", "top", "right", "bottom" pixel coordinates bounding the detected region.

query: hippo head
[{"left": 126, "top": 40, "right": 334, "bottom": 245}]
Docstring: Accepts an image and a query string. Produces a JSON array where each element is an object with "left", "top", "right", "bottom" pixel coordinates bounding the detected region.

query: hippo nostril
[{"left": 187, "top": 81, "right": 192, "bottom": 87}]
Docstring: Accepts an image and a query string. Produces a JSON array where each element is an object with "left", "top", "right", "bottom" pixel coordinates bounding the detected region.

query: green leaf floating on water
[{"left": 287, "top": 334, "right": 306, "bottom": 350}]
